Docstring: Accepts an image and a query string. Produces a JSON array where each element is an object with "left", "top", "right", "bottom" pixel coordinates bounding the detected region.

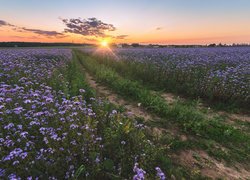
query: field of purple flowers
[
  {"left": 1, "top": 47, "right": 249, "bottom": 179},
  {"left": 74, "top": 48, "right": 250, "bottom": 179},
  {"left": 84, "top": 47, "right": 250, "bottom": 108},
  {"left": 0, "top": 48, "right": 171, "bottom": 179}
]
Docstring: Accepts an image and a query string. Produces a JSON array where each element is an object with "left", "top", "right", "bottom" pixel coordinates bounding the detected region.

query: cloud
[
  {"left": 22, "top": 27, "right": 65, "bottom": 37},
  {"left": 0, "top": 19, "right": 65, "bottom": 37},
  {"left": 115, "top": 35, "right": 128, "bottom": 39},
  {"left": 8, "top": 35, "right": 42, "bottom": 40},
  {"left": 84, "top": 37, "right": 98, "bottom": 42},
  {"left": 0, "top": 20, "right": 14, "bottom": 27},
  {"left": 62, "top": 17, "right": 116, "bottom": 37},
  {"left": 0, "top": 20, "right": 8, "bottom": 26},
  {"left": 156, "top": 27, "right": 163, "bottom": 31},
  {"left": 1, "top": 18, "right": 128, "bottom": 40},
  {"left": 12, "top": 27, "right": 24, "bottom": 32}
]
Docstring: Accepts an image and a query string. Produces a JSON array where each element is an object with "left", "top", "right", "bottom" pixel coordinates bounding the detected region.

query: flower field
[
  {"left": 75, "top": 47, "right": 250, "bottom": 179},
  {"left": 0, "top": 48, "right": 170, "bottom": 179},
  {"left": 1, "top": 0, "right": 250, "bottom": 179},
  {"left": 83, "top": 47, "right": 250, "bottom": 107},
  {"left": 1, "top": 47, "right": 250, "bottom": 179}
]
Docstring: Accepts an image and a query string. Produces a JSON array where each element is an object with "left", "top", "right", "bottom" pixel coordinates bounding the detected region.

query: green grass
[{"left": 74, "top": 50, "right": 250, "bottom": 165}]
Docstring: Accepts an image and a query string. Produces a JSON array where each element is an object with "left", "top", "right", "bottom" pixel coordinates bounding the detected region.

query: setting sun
[{"left": 100, "top": 40, "right": 108, "bottom": 47}]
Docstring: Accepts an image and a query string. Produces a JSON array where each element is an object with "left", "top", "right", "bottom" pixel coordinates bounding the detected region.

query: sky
[{"left": 0, "top": 0, "right": 250, "bottom": 45}]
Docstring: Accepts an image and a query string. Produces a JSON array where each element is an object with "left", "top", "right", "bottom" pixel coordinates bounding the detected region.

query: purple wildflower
[
  {"left": 133, "top": 163, "right": 146, "bottom": 180},
  {"left": 79, "top": 89, "right": 85, "bottom": 93},
  {"left": 0, "top": 168, "right": 5, "bottom": 177},
  {"left": 155, "top": 167, "right": 166, "bottom": 180}
]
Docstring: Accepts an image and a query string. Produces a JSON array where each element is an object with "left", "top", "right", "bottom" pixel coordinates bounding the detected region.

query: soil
[
  {"left": 172, "top": 150, "right": 250, "bottom": 179},
  {"left": 219, "top": 111, "right": 250, "bottom": 123},
  {"left": 161, "top": 92, "right": 183, "bottom": 105}
]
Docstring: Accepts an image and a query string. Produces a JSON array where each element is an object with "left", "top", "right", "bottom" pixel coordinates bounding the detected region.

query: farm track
[
  {"left": 80, "top": 64, "right": 250, "bottom": 179},
  {"left": 84, "top": 71, "right": 154, "bottom": 121},
  {"left": 158, "top": 91, "right": 250, "bottom": 133}
]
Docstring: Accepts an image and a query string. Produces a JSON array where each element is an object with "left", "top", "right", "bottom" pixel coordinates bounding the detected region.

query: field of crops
[
  {"left": 83, "top": 47, "right": 250, "bottom": 107},
  {"left": 0, "top": 48, "right": 170, "bottom": 179},
  {"left": 1, "top": 47, "right": 250, "bottom": 179}
]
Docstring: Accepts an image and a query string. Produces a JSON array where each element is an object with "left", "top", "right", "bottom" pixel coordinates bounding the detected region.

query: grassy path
[
  {"left": 74, "top": 50, "right": 250, "bottom": 179},
  {"left": 84, "top": 70, "right": 155, "bottom": 121},
  {"left": 49, "top": 52, "right": 191, "bottom": 179}
]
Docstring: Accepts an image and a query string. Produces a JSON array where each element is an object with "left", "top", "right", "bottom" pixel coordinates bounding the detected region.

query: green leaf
[
  {"left": 74, "top": 165, "right": 86, "bottom": 180},
  {"left": 103, "top": 159, "right": 114, "bottom": 171}
]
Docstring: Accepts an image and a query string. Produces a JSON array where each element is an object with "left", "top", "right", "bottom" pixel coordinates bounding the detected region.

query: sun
[{"left": 100, "top": 40, "right": 109, "bottom": 47}]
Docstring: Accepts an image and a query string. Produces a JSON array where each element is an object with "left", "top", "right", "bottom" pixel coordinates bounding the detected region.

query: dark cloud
[
  {"left": 1, "top": 18, "right": 128, "bottom": 40},
  {"left": 11, "top": 27, "right": 24, "bottom": 32},
  {"left": 0, "top": 19, "right": 65, "bottom": 37},
  {"left": 22, "top": 28, "right": 65, "bottom": 37},
  {"left": 0, "top": 20, "right": 8, "bottom": 26},
  {"left": 156, "top": 27, "right": 163, "bottom": 31},
  {"left": 115, "top": 35, "right": 128, "bottom": 39},
  {"left": 8, "top": 35, "right": 42, "bottom": 40},
  {"left": 62, "top": 17, "right": 116, "bottom": 37},
  {"left": 0, "top": 20, "right": 14, "bottom": 27}
]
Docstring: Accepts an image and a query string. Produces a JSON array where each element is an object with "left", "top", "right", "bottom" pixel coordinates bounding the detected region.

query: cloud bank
[
  {"left": 62, "top": 17, "right": 116, "bottom": 37},
  {"left": 22, "top": 28, "right": 65, "bottom": 37},
  {"left": 0, "top": 20, "right": 13, "bottom": 27},
  {"left": 1, "top": 18, "right": 128, "bottom": 40},
  {"left": 0, "top": 19, "right": 64, "bottom": 37}
]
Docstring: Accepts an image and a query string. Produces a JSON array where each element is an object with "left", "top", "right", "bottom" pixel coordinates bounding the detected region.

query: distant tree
[
  {"left": 208, "top": 43, "right": 216, "bottom": 47},
  {"left": 0, "top": 42, "right": 91, "bottom": 47},
  {"left": 218, "top": 43, "right": 223, "bottom": 47},
  {"left": 121, "top": 43, "right": 129, "bottom": 48},
  {"left": 131, "top": 43, "right": 140, "bottom": 47}
]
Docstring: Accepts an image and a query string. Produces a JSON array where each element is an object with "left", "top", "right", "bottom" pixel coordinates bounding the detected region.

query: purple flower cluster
[
  {"left": 0, "top": 49, "right": 104, "bottom": 179},
  {"left": 0, "top": 48, "right": 72, "bottom": 84},
  {"left": 133, "top": 163, "right": 146, "bottom": 180},
  {"left": 0, "top": 48, "right": 167, "bottom": 179},
  {"left": 82, "top": 47, "right": 250, "bottom": 102},
  {"left": 132, "top": 163, "right": 167, "bottom": 179},
  {"left": 155, "top": 167, "right": 166, "bottom": 180}
]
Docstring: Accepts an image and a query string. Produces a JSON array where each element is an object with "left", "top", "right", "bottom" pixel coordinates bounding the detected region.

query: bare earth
[{"left": 172, "top": 150, "right": 250, "bottom": 179}]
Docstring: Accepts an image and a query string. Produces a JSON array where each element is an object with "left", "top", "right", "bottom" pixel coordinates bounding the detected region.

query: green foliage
[
  {"left": 48, "top": 53, "right": 95, "bottom": 100},
  {"left": 74, "top": 165, "right": 86, "bottom": 180}
]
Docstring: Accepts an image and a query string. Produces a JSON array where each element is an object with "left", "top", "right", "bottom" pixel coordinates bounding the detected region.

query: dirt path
[
  {"left": 160, "top": 91, "right": 250, "bottom": 124},
  {"left": 83, "top": 69, "right": 249, "bottom": 179},
  {"left": 218, "top": 111, "right": 250, "bottom": 123},
  {"left": 172, "top": 150, "right": 250, "bottom": 179},
  {"left": 85, "top": 72, "right": 154, "bottom": 121}
]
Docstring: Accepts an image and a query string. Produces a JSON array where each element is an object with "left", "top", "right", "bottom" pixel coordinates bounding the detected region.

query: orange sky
[{"left": 1, "top": 0, "right": 250, "bottom": 45}]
